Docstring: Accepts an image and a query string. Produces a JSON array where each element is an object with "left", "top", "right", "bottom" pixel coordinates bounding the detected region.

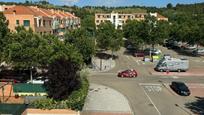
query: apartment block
[
  {"left": 2, "top": 5, "right": 80, "bottom": 35},
  {"left": 95, "top": 12, "right": 168, "bottom": 29}
]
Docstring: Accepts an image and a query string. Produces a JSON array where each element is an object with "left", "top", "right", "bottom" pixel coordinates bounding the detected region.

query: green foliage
[
  {"left": 167, "top": 3, "right": 173, "bottom": 9},
  {"left": 0, "top": 12, "right": 9, "bottom": 62},
  {"left": 123, "top": 15, "right": 169, "bottom": 49},
  {"left": 3, "top": 26, "right": 82, "bottom": 70},
  {"left": 31, "top": 75, "right": 89, "bottom": 111},
  {"left": 96, "top": 21, "right": 123, "bottom": 52},
  {"left": 65, "top": 28, "right": 95, "bottom": 63}
]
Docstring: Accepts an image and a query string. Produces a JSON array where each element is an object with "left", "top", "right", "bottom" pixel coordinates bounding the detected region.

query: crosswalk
[{"left": 140, "top": 83, "right": 162, "bottom": 92}]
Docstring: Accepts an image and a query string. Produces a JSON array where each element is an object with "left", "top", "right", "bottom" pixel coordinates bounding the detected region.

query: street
[{"left": 88, "top": 46, "right": 204, "bottom": 115}]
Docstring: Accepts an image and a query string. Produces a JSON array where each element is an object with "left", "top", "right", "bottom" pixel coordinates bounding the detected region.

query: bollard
[{"left": 166, "top": 70, "right": 170, "bottom": 74}]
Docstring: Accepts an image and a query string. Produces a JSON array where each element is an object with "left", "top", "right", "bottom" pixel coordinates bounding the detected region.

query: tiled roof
[
  {"left": 3, "top": 5, "right": 79, "bottom": 19},
  {"left": 3, "top": 6, "right": 35, "bottom": 15},
  {"left": 157, "top": 14, "right": 167, "bottom": 19}
]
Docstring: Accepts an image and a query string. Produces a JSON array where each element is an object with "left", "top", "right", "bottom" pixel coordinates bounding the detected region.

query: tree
[
  {"left": 167, "top": 3, "right": 173, "bottom": 9},
  {"left": 65, "top": 28, "right": 95, "bottom": 64},
  {"left": 123, "top": 20, "right": 145, "bottom": 49},
  {"left": 0, "top": 12, "right": 9, "bottom": 62},
  {"left": 143, "top": 15, "right": 169, "bottom": 49},
  {"left": 96, "top": 21, "right": 123, "bottom": 55},
  {"left": 44, "top": 58, "right": 81, "bottom": 100}
]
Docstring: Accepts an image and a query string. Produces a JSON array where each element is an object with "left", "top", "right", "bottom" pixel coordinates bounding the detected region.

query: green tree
[
  {"left": 123, "top": 20, "right": 145, "bottom": 49},
  {"left": 143, "top": 15, "right": 169, "bottom": 49},
  {"left": 96, "top": 21, "right": 123, "bottom": 56},
  {"left": 0, "top": 12, "right": 9, "bottom": 62},
  {"left": 65, "top": 28, "right": 95, "bottom": 64},
  {"left": 167, "top": 3, "right": 173, "bottom": 9},
  {"left": 44, "top": 58, "right": 81, "bottom": 100}
]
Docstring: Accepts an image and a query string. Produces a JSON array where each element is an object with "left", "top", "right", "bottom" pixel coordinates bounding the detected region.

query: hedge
[{"left": 30, "top": 73, "right": 89, "bottom": 111}]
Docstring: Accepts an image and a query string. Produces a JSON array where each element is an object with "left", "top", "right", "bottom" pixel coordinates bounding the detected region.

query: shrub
[{"left": 31, "top": 75, "right": 89, "bottom": 111}]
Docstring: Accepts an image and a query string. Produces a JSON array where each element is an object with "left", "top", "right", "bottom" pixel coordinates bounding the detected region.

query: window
[
  {"left": 97, "top": 15, "right": 100, "bottom": 18},
  {"left": 96, "top": 20, "right": 99, "bottom": 23},
  {"left": 43, "top": 20, "right": 46, "bottom": 27},
  {"left": 119, "top": 15, "right": 121, "bottom": 18},
  {"left": 16, "top": 20, "right": 19, "bottom": 25},
  {"left": 23, "top": 20, "right": 30, "bottom": 27}
]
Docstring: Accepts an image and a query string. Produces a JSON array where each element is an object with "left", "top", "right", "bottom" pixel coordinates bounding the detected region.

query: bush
[{"left": 30, "top": 75, "right": 89, "bottom": 111}]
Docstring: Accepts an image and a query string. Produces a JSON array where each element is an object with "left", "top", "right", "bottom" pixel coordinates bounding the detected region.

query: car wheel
[
  {"left": 160, "top": 69, "right": 163, "bottom": 72},
  {"left": 121, "top": 75, "right": 124, "bottom": 77}
]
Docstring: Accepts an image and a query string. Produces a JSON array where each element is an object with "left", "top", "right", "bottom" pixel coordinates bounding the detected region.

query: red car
[{"left": 118, "top": 69, "right": 138, "bottom": 78}]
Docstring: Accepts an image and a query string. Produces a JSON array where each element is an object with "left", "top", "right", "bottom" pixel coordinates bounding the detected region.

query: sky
[{"left": 1, "top": 0, "right": 204, "bottom": 7}]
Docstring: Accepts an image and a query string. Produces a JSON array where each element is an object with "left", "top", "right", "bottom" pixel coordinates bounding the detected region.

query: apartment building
[
  {"left": 2, "top": 5, "right": 80, "bottom": 35},
  {"left": 95, "top": 12, "right": 168, "bottom": 29}
]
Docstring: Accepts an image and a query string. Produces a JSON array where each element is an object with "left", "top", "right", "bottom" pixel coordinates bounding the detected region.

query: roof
[
  {"left": 13, "top": 83, "right": 46, "bottom": 93},
  {"left": 0, "top": 104, "right": 26, "bottom": 115},
  {"left": 157, "top": 13, "right": 167, "bottom": 19},
  {"left": 3, "top": 6, "right": 35, "bottom": 15}
]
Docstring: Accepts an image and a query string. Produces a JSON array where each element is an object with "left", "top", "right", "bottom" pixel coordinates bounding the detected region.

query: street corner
[
  {"left": 149, "top": 68, "right": 204, "bottom": 77},
  {"left": 82, "top": 83, "right": 133, "bottom": 115}
]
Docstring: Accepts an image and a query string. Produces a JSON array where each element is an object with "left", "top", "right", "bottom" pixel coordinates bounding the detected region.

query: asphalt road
[{"left": 88, "top": 46, "right": 204, "bottom": 115}]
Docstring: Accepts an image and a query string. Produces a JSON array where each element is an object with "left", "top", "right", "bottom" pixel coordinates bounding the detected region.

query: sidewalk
[{"left": 82, "top": 84, "right": 133, "bottom": 115}]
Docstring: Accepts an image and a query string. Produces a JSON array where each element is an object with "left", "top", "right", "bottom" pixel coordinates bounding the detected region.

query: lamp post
[{"left": 30, "top": 66, "right": 34, "bottom": 84}]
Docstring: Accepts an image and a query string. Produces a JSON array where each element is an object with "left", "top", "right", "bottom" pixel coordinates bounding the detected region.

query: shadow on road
[{"left": 185, "top": 96, "right": 204, "bottom": 114}]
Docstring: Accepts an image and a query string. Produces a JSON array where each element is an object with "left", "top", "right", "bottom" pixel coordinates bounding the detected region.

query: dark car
[
  {"left": 170, "top": 81, "right": 190, "bottom": 96},
  {"left": 144, "top": 48, "right": 162, "bottom": 56},
  {"left": 117, "top": 69, "right": 138, "bottom": 78}
]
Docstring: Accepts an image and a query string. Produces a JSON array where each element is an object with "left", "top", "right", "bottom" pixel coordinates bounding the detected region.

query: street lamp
[{"left": 30, "top": 66, "right": 34, "bottom": 84}]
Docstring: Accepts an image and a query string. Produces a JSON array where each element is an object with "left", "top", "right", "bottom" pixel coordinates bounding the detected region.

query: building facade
[
  {"left": 95, "top": 12, "right": 168, "bottom": 29},
  {"left": 2, "top": 5, "right": 80, "bottom": 36}
]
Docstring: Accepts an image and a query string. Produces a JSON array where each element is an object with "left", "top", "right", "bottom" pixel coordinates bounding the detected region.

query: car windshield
[{"left": 178, "top": 83, "right": 188, "bottom": 90}]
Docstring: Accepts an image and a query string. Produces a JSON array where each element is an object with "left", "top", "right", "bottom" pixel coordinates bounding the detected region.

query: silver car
[{"left": 192, "top": 48, "right": 204, "bottom": 56}]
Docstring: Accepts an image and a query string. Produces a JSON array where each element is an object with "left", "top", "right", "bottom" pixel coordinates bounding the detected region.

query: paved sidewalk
[{"left": 82, "top": 84, "right": 132, "bottom": 115}]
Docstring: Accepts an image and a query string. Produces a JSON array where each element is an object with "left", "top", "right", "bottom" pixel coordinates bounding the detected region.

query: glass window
[
  {"left": 23, "top": 20, "right": 30, "bottom": 27},
  {"left": 16, "top": 20, "right": 19, "bottom": 25}
]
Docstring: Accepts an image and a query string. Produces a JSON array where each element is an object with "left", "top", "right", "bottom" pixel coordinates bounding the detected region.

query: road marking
[
  {"left": 136, "top": 60, "right": 140, "bottom": 65},
  {"left": 140, "top": 85, "right": 161, "bottom": 115},
  {"left": 139, "top": 83, "right": 162, "bottom": 86}
]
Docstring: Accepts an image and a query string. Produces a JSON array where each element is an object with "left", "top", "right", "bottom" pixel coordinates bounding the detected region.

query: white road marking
[
  {"left": 140, "top": 85, "right": 161, "bottom": 115},
  {"left": 136, "top": 60, "right": 140, "bottom": 65}
]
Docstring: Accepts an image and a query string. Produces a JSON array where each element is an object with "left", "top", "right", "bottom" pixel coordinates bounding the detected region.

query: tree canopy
[
  {"left": 96, "top": 21, "right": 123, "bottom": 52},
  {"left": 44, "top": 58, "right": 81, "bottom": 100}
]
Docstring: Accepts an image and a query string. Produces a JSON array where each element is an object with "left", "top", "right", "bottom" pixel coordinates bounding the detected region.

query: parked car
[
  {"left": 192, "top": 48, "right": 204, "bottom": 56},
  {"left": 144, "top": 48, "right": 162, "bottom": 56},
  {"left": 170, "top": 81, "right": 190, "bottom": 96},
  {"left": 117, "top": 69, "right": 138, "bottom": 78},
  {"left": 133, "top": 50, "right": 145, "bottom": 57},
  {"left": 127, "top": 45, "right": 136, "bottom": 51},
  {"left": 183, "top": 44, "right": 197, "bottom": 50},
  {"left": 27, "top": 76, "right": 48, "bottom": 84}
]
